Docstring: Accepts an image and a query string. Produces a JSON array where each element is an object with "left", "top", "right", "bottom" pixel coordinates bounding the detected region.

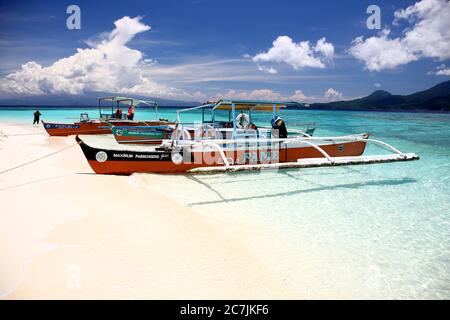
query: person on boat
[
  {"left": 33, "top": 109, "right": 42, "bottom": 124},
  {"left": 236, "top": 111, "right": 250, "bottom": 129},
  {"left": 115, "top": 108, "right": 123, "bottom": 119},
  {"left": 127, "top": 105, "right": 135, "bottom": 120},
  {"left": 271, "top": 116, "right": 288, "bottom": 139}
]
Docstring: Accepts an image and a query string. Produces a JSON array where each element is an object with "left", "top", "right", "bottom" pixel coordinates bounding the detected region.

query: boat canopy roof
[
  {"left": 212, "top": 99, "right": 286, "bottom": 112},
  {"left": 98, "top": 96, "right": 159, "bottom": 118},
  {"left": 176, "top": 99, "right": 287, "bottom": 123},
  {"left": 98, "top": 96, "right": 158, "bottom": 107}
]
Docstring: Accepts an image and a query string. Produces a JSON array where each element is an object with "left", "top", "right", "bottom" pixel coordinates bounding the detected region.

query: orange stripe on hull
[{"left": 46, "top": 128, "right": 111, "bottom": 136}]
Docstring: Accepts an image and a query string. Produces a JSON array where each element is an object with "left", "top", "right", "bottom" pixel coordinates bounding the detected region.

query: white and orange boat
[
  {"left": 42, "top": 96, "right": 172, "bottom": 136},
  {"left": 76, "top": 100, "right": 419, "bottom": 175}
]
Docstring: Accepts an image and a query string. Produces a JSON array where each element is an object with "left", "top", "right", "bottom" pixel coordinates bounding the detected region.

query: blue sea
[{"left": 1, "top": 107, "right": 449, "bottom": 299}]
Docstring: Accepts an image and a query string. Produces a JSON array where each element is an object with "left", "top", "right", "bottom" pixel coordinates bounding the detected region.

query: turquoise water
[{"left": 1, "top": 107, "right": 449, "bottom": 299}]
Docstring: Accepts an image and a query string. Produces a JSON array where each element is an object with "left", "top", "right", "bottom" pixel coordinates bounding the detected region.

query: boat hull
[
  {"left": 43, "top": 121, "right": 112, "bottom": 136},
  {"left": 43, "top": 120, "right": 166, "bottom": 136},
  {"left": 112, "top": 125, "right": 173, "bottom": 145},
  {"left": 76, "top": 136, "right": 368, "bottom": 175}
]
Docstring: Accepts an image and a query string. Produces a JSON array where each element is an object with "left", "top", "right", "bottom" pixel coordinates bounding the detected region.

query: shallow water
[{"left": 1, "top": 107, "right": 449, "bottom": 299}]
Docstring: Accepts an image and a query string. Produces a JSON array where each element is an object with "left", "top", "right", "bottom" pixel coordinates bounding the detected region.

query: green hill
[{"left": 310, "top": 81, "right": 450, "bottom": 111}]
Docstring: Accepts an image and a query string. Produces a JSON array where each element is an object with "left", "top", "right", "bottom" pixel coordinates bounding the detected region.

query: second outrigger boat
[
  {"left": 76, "top": 100, "right": 419, "bottom": 175},
  {"left": 42, "top": 96, "right": 172, "bottom": 136}
]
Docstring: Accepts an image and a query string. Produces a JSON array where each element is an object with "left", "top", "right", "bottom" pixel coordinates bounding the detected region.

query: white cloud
[
  {"left": 314, "top": 37, "right": 335, "bottom": 60},
  {"left": 289, "top": 90, "right": 309, "bottom": 101},
  {"left": 216, "top": 88, "right": 313, "bottom": 102},
  {"left": 395, "top": 0, "right": 450, "bottom": 60},
  {"left": 252, "top": 36, "right": 335, "bottom": 70},
  {"left": 214, "top": 88, "right": 344, "bottom": 103},
  {"left": 436, "top": 68, "right": 450, "bottom": 76},
  {"left": 0, "top": 16, "right": 194, "bottom": 99},
  {"left": 374, "top": 83, "right": 382, "bottom": 88},
  {"left": 324, "top": 88, "right": 343, "bottom": 101},
  {"left": 429, "top": 64, "right": 450, "bottom": 76},
  {"left": 257, "top": 65, "right": 278, "bottom": 74},
  {"left": 216, "top": 89, "right": 284, "bottom": 101},
  {"left": 349, "top": 0, "right": 450, "bottom": 71},
  {"left": 349, "top": 30, "right": 417, "bottom": 71},
  {"left": 142, "top": 58, "right": 278, "bottom": 84}
]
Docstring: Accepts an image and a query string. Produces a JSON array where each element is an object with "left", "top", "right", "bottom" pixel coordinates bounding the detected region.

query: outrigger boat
[
  {"left": 76, "top": 100, "right": 419, "bottom": 175},
  {"left": 42, "top": 97, "right": 172, "bottom": 136}
]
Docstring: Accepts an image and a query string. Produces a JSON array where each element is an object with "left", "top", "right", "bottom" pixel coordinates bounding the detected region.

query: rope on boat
[{"left": 0, "top": 144, "right": 77, "bottom": 175}]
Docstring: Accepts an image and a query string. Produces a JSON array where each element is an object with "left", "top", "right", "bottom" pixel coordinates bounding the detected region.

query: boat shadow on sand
[{"left": 186, "top": 176, "right": 418, "bottom": 207}]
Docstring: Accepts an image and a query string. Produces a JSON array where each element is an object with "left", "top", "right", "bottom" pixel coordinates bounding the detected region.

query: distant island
[{"left": 297, "top": 80, "right": 450, "bottom": 112}]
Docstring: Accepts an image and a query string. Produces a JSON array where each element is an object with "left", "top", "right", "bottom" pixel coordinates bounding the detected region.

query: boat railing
[{"left": 171, "top": 122, "right": 313, "bottom": 142}]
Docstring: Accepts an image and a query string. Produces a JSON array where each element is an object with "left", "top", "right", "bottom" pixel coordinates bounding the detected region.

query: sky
[{"left": 0, "top": 0, "right": 449, "bottom": 102}]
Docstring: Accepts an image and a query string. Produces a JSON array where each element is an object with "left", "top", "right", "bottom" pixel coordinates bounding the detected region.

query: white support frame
[{"left": 168, "top": 134, "right": 419, "bottom": 173}]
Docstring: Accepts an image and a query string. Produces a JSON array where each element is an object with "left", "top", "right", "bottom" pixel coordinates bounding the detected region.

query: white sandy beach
[{"left": 0, "top": 121, "right": 311, "bottom": 299}]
